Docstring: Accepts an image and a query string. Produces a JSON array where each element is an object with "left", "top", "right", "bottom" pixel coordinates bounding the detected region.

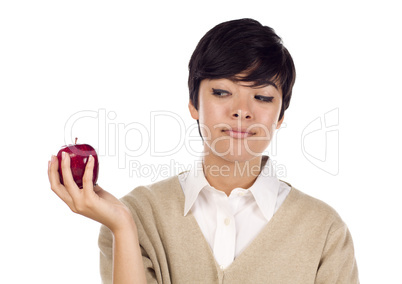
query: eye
[
  {"left": 255, "top": 95, "right": 274, "bottom": 103},
  {"left": 212, "top": 88, "right": 231, "bottom": 97}
]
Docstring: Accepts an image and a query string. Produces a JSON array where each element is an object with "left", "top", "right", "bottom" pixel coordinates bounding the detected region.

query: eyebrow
[
  {"left": 259, "top": 81, "right": 279, "bottom": 90},
  {"left": 238, "top": 80, "right": 279, "bottom": 90},
  {"left": 269, "top": 82, "right": 279, "bottom": 89}
]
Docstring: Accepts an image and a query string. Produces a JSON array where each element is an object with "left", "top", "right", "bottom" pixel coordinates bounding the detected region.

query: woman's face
[{"left": 189, "top": 77, "right": 284, "bottom": 163}]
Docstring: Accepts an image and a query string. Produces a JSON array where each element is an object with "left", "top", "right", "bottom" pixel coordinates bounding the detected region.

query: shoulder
[
  {"left": 281, "top": 181, "right": 346, "bottom": 231},
  {"left": 120, "top": 175, "right": 184, "bottom": 214},
  {"left": 123, "top": 175, "right": 181, "bottom": 198}
]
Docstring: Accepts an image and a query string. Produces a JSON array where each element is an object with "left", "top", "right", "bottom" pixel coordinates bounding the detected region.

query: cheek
[
  {"left": 258, "top": 104, "right": 279, "bottom": 120},
  {"left": 197, "top": 106, "right": 218, "bottom": 140},
  {"left": 199, "top": 100, "right": 224, "bottom": 123},
  {"left": 199, "top": 114, "right": 220, "bottom": 141},
  {"left": 254, "top": 110, "right": 281, "bottom": 138}
]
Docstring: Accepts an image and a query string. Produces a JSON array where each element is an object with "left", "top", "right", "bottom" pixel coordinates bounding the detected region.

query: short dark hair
[{"left": 188, "top": 18, "right": 296, "bottom": 122}]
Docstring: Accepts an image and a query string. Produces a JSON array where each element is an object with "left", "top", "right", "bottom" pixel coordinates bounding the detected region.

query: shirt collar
[
  {"left": 179, "top": 155, "right": 280, "bottom": 220},
  {"left": 180, "top": 159, "right": 209, "bottom": 216},
  {"left": 248, "top": 156, "right": 280, "bottom": 221}
]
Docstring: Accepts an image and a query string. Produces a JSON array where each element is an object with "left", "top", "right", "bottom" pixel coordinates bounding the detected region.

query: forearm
[{"left": 112, "top": 217, "right": 147, "bottom": 284}]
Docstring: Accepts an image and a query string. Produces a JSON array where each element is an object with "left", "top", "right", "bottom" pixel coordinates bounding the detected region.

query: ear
[
  {"left": 276, "top": 115, "right": 285, "bottom": 129},
  {"left": 188, "top": 100, "right": 199, "bottom": 120}
]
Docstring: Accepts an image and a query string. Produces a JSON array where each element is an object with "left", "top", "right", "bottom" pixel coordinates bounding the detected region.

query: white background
[{"left": 1, "top": 0, "right": 401, "bottom": 283}]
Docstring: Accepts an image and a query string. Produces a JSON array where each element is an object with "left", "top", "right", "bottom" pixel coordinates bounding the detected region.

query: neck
[{"left": 202, "top": 154, "right": 264, "bottom": 196}]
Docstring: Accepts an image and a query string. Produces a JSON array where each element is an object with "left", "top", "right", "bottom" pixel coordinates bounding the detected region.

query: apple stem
[{"left": 75, "top": 137, "right": 78, "bottom": 144}]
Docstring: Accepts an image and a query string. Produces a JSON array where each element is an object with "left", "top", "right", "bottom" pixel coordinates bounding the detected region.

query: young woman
[{"left": 48, "top": 18, "right": 359, "bottom": 283}]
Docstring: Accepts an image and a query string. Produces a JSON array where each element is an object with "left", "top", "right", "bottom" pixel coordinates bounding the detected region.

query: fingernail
[
  {"left": 62, "top": 152, "right": 66, "bottom": 160},
  {"left": 89, "top": 155, "right": 93, "bottom": 162}
]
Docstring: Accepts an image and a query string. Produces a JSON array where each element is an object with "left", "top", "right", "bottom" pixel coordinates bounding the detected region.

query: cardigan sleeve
[
  {"left": 98, "top": 225, "right": 113, "bottom": 284},
  {"left": 315, "top": 223, "right": 359, "bottom": 283},
  {"left": 98, "top": 224, "right": 159, "bottom": 284}
]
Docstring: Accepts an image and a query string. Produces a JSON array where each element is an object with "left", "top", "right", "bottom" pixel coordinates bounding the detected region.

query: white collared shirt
[{"left": 178, "top": 156, "right": 291, "bottom": 269}]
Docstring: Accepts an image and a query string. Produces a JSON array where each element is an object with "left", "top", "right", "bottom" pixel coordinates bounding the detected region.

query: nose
[
  {"left": 232, "top": 111, "right": 252, "bottom": 119},
  {"left": 231, "top": 97, "right": 253, "bottom": 120}
]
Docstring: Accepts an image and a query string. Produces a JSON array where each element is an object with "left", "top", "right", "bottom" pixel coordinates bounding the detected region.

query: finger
[
  {"left": 48, "top": 155, "right": 62, "bottom": 190},
  {"left": 93, "top": 184, "right": 103, "bottom": 193},
  {"left": 60, "top": 152, "right": 80, "bottom": 199},
  {"left": 48, "top": 155, "right": 74, "bottom": 205},
  {"left": 82, "top": 155, "right": 96, "bottom": 197},
  {"left": 47, "top": 158, "right": 52, "bottom": 181}
]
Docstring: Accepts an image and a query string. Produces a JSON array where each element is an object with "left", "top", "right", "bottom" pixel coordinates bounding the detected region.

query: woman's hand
[
  {"left": 48, "top": 152, "right": 132, "bottom": 233},
  {"left": 48, "top": 153, "right": 147, "bottom": 283}
]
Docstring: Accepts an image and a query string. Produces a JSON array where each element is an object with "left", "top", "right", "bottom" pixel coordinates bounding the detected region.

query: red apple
[{"left": 57, "top": 138, "right": 99, "bottom": 189}]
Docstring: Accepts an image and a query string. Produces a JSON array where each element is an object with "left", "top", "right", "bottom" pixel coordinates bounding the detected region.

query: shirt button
[
  {"left": 224, "top": 218, "right": 231, "bottom": 226},
  {"left": 238, "top": 191, "right": 245, "bottom": 196},
  {"left": 220, "top": 265, "right": 225, "bottom": 270}
]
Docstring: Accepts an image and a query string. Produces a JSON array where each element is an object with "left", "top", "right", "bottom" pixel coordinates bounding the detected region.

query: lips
[{"left": 222, "top": 128, "right": 256, "bottom": 139}]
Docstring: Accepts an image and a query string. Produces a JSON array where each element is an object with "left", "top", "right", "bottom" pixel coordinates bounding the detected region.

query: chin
[
  {"left": 210, "top": 147, "right": 263, "bottom": 163},
  {"left": 204, "top": 137, "right": 268, "bottom": 162}
]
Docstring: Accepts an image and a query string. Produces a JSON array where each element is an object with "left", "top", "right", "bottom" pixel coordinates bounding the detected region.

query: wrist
[{"left": 110, "top": 210, "right": 138, "bottom": 237}]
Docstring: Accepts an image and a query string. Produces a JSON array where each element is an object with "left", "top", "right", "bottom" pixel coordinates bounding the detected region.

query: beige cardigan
[{"left": 98, "top": 175, "right": 359, "bottom": 283}]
